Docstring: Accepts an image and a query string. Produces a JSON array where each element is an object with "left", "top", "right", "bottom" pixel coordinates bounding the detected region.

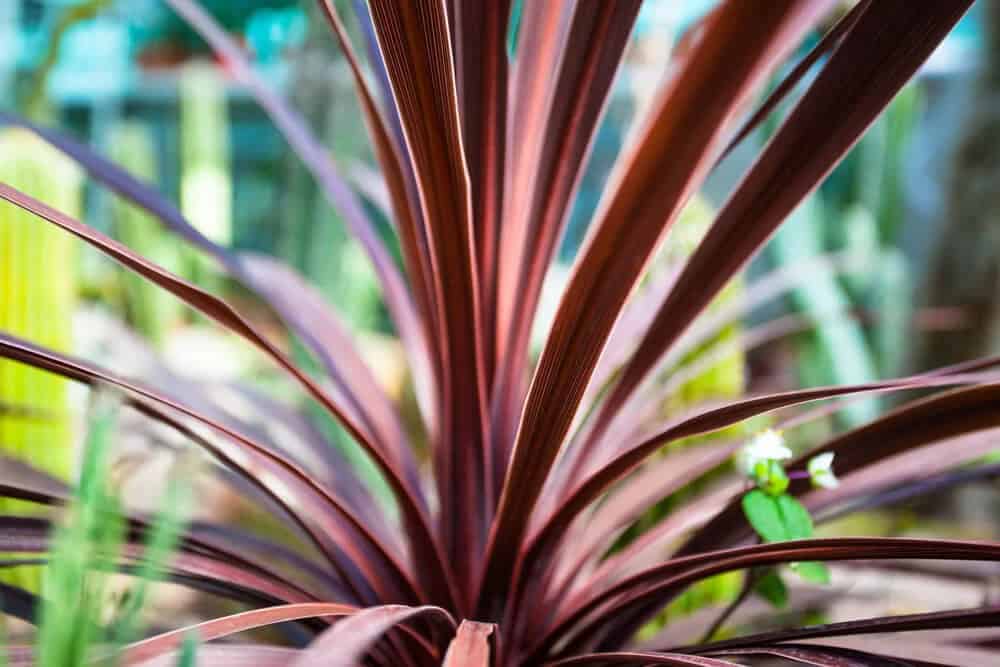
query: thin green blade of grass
[
  {"left": 109, "top": 456, "right": 193, "bottom": 650},
  {"left": 34, "top": 388, "right": 191, "bottom": 667},
  {"left": 36, "top": 391, "right": 124, "bottom": 667},
  {"left": 175, "top": 633, "right": 198, "bottom": 667}
]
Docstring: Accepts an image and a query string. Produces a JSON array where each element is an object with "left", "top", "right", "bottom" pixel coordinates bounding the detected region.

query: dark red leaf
[
  {"left": 547, "top": 652, "right": 741, "bottom": 666},
  {"left": 290, "top": 604, "right": 454, "bottom": 667},
  {"left": 0, "top": 110, "right": 422, "bottom": 476},
  {"left": 442, "top": 620, "right": 496, "bottom": 667},
  {"left": 0, "top": 516, "right": 311, "bottom": 608},
  {"left": 0, "top": 583, "right": 37, "bottom": 626},
  {"left": 547, "top": 538, "right": 1000, "bottom": 656},
  {"left": 491, "top": 2, "right": 641, "bottom": 483},
  {"left": 315, "top": 0, "right": 439, "bottom": 433},
  {"left": 517, "top": 373, "right": 997, "bottom": 637},
  {"left": 135, "top": 645, "right": 301, "bottom": 667},
  {"left": 0, "top": 331, "right": 415, "bottom": 606},
  {"left": 451, "top": 0, "right": 512, "bottom": 390},
  {"left": 717, "top": 0, "right": 871, "bottom": 163},
  {"left": 707, "top": 644, "right": 937, "bottom": 667},
  {"left": 121, "top": 602, "right": 357, "bottom": 664},
  {"left": 681, "top": 384, "right": 1000, "bottom": 555},
  {"left": 164, "top": 0, "right": 431, "bottom": 406},
  {"left": 0, "top": 451, "right": 333, "bottom": 603},
  {"left": 584, "top": 0, "right": 973, "bottom": 463},
  {"left": 481, "top": 0, "right": 833, "bottom": 620},
  {"left": 237, "top": 253, "right": 422, "bottom": 494},
  {"left": 0, "top": 185, "right": 453, "bottom": 609},
  {"left": 367, "top": 0, "right": 490, "bottom": 608},
  {"left": 693, "top": 605, "right": 1000, "bottom": 654}
]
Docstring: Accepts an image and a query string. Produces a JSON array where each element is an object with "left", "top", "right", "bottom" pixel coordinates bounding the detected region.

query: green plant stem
[{"left": 698, "top": 568, "right": 761, "bottom": 644}]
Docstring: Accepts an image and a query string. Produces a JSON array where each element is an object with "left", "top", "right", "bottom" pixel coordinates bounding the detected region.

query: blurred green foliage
[
  {"left": 180, "top": 61, "right": 232, "bottom": 294},
  {"left": 766, "top": 84, "right": 922, "bottom": 425},
  {"left": 110, "top": 122, "right": 184, "bottom": 345},
  {"left": 629, "top": 196, "right": 750, "bottom": 629}
]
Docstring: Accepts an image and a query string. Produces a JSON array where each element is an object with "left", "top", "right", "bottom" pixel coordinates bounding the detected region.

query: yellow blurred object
[{"left": 0, "top": 128, "right": 82, "bottom": 591}]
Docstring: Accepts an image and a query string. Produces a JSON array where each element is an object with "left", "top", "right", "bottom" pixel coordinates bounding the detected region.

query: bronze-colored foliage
[{"left": 0, "top": 0, "right": 994, "bottom": 665}]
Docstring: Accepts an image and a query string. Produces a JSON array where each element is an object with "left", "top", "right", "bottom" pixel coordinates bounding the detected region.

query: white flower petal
[
  {"left": 808, "top": 452, "right": 839, "bottom": 489},
  {"left": 738, "top": 429, "right": 792, "bottom": 477},
  {"left": 813, "top": 471, "right": 840, "bottom": 489},
  {"left": 808, "top": 452, "right": 835, "bottom": 475}
]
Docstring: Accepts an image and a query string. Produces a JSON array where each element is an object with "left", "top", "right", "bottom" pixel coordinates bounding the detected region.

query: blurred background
[{"left": 0, "top": 0, "right": 998, "bottom": 638}]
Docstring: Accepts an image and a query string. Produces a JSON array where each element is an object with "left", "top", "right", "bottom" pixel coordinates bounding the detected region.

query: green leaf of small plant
[
  {"left": 742, "top": 489, "right": 786, "bottom": 542},
  {"left": 753, "top": 568, "right": 788, "bottom": 608},
  {"left": 743, "top": 491, "right": 831, "bottom": 588},
  {"left": 776, "top": 494, "right": 813, "bottom": 539},
  {"left": 792, "top": 561, "right": 831, "bottom": 585}
]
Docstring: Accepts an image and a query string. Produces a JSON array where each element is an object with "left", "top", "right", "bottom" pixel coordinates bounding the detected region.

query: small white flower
[
  {"left": 808, "top": 452, "right": 839, "bottom": 489},
  {"left": 738, "top": 429, "right": 792, "bottom": 476}
]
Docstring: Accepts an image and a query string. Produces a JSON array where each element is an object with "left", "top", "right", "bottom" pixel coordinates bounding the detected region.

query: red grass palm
[{"left": 2, "top": 0, "right": 1000, "bottom": 665}]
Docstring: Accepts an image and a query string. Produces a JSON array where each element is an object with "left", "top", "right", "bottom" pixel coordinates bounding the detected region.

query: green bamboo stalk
[
  {"left": 109, "top": 123, "right": 183, "bottom": 345},
  {"left": 0, "top": 127, "right": 82, "bottom": 591},
  {"left": 180, "top": 62, "right": 232, "bottom": 289}
]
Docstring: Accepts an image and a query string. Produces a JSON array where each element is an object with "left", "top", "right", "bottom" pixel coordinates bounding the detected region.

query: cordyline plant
[{"left": 1, "top": 0, "right": 1000, "bottom": 665}]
